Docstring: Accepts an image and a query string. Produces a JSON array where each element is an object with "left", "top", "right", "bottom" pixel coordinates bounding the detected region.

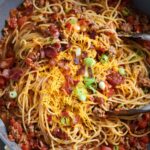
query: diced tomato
[
  {"left": 138, "top": 120, "right": 147, "bottom": 129},
  {"left": 17, "top": 16, "right": 27, "bottom": 27},
  {"left": 119, "top": 145, "right": 126, "bottom": 150},
  {"left": 97, "top": 47, "right": 106, "bottom": 52},
  {"left": 129, "top": 136, "right": 136, "bottom": 145},
  {"left": 107, "top": 88, "right": 115, "bottom": 97},
  {"left": 101, "top": 146, "right": 112, "bottom": 150},
  {"left": 140, "top": 136, "right": 149, "bottom": 144},
  {"left": 143, "top": 113, "right": 150, "bottom": 121},
  {"left": 8, "top": 17, "right": 17, "bottom": 29},
  {"left": 65, "top": 22, "right": 72, "bottom": 31},
  {"left": 79, "top": 19, "right": 87, "bottom": 25}
]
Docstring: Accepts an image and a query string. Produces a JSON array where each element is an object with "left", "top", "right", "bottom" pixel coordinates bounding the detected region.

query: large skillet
[{"left": 0, "top": 0, "right": 150, "bottom": 150}]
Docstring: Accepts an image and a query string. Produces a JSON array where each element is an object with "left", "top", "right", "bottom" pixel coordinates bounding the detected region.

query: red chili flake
[{"left": 106, "top": 72, "right": 124, "bottom": 86}]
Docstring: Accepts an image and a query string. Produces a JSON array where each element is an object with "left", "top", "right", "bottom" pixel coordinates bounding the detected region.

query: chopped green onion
[
  {"left": 89, "top": 86, "right": 97, "bottom": 93},
  {"left": 75, "top": 47, "right": 81, "bottom": 57},
  {"left": 84, "top": 69, "right": 89, "bottom": 77},
  {"left": 122, "top": 7, "right": 130, "bottom": 16},
  {"left": 118, "top": 67, "right": 126, "bottom": 76},
  {"left": 118, "top": 103, "right": 124, "bottom": 108},
  {"left": 79, "top": 94, "right": 86, "bottom": 101},
  {"left": 98, "top": 81, "right": 106, "bottom": 90},
  {"left": 84, "top": 77, "right": 96, "bottom": 87},
  {"left": 75, "top": 88, "right": 87, "bottom": 102},
  {"left": 100, "top": 54, "right": 109, "bottom": 64},
  {"left": 84, "top": 57, "right": 96, "bottom": 67},
  {"left": 61, "top": 117, "right": 70, "bottom": 126},
  {"left": 113, "top": 145, "right": 119, "bottom": 150},
  {"left": 69, "top": 18, "right": 77, "bottom": 25},
  {"left": 9, "top": 91, "right": 17, "bottom": 99}
]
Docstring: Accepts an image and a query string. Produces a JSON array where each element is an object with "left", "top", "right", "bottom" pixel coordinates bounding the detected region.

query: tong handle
[
  {"left": 118, "top": 32, "right": 150, "bottom": 41},
  {"left": 107, "top": 104, "right": 150, "bottom": 116}
]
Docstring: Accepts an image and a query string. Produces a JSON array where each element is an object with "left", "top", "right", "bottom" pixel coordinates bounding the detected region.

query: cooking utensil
[
  {"left": 118, "top": 32, "right": 150, "bottom": 41},
  {"left": 107, "top": 104, "right": 150, "bottom": 116},
  {"left": 0, "top": 119, "right": 21, "bottom": 150}
]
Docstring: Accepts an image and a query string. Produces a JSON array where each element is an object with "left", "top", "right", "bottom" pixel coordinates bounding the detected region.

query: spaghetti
[{"left": 0, "top": 0, "right": 150, "bottom": 149}]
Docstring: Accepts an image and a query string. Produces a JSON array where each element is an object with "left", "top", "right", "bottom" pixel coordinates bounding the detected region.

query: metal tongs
[
  {"left": 0, "top": 119, "right": 21, "bottom": 150},
  {"left": 118, "top": 32, "right": 150, "bottom": 41},
  {"left": 107, "top": 104, "right": 150, "bottom": 116}
]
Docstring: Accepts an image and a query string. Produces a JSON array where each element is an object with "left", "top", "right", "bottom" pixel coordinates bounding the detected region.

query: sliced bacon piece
[
  {"left": 106, "top": 72, "right": 124, "bottom": 86},
  {"left": 17, "top": 16, "right": 27, "bottom": 27},
  {"left": 22, "top": 4, "right": 34, "bottom": 16},
  {"left": 10, "top": 68, "right": 23, "bottom": 81},
  {"left": 138, "top": 72, "right": 150, "bottom": 88},
  {"left": 52, "top": 128, "right": 68, "bottom": 140},
  {"left": 44, "top": 46, "right": 58, "bottom": 59},
  {"left": 58, "top": 59, "right": 70, "bottom": 72},
  {"left": 0, "top": 76, "right": 6, "bottom": 89},
  {"left": 8, "top": 17, "right": 18, "bottom": 29},
  {"left": 62, "top": 75, "right": 74, "bottom": 95},
  {"left": 76, "top": 65, "right": 85, "bottom": 76},
  {"left": 0, "top": 57, "right": 15, "bottom": 69},
  {"left": 52, "top": 42, "right": 61, "bottom": 51},
  {"left": 2, "top": 69, "right": 10, "bottom": 78},
  {"left": 48, "top": 24, "right": 60, "bottom": 38}
]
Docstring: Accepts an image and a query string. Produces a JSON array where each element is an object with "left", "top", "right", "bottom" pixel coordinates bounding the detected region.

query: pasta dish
[{"left": 0, "top": 0, "right": 150, "bottom": 149}]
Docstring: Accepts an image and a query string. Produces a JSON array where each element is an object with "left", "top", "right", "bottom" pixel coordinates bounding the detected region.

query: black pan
[{"left": 0, "top": 0, "right": 150, "bottom": 150}]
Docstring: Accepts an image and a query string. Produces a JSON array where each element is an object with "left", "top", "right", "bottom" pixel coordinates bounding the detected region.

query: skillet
[{"left": 0, "top": 0, "right": 150, "bottom": 150}]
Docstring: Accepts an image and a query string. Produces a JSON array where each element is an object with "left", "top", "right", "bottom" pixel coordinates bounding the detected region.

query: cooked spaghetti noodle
[{"left": 0, "top": 0, "right": 150, "bottom": 149}]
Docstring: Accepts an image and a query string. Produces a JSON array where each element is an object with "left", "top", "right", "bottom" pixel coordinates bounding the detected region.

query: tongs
[
  {"left": 107, "top": 104, "right": 150, "bottom": 116},
  {"left": 0, "top": 119, "right": 21, "bottom": 150},
  {"left": 118, "top": 32, "right": 150, "bottom": 41}
]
